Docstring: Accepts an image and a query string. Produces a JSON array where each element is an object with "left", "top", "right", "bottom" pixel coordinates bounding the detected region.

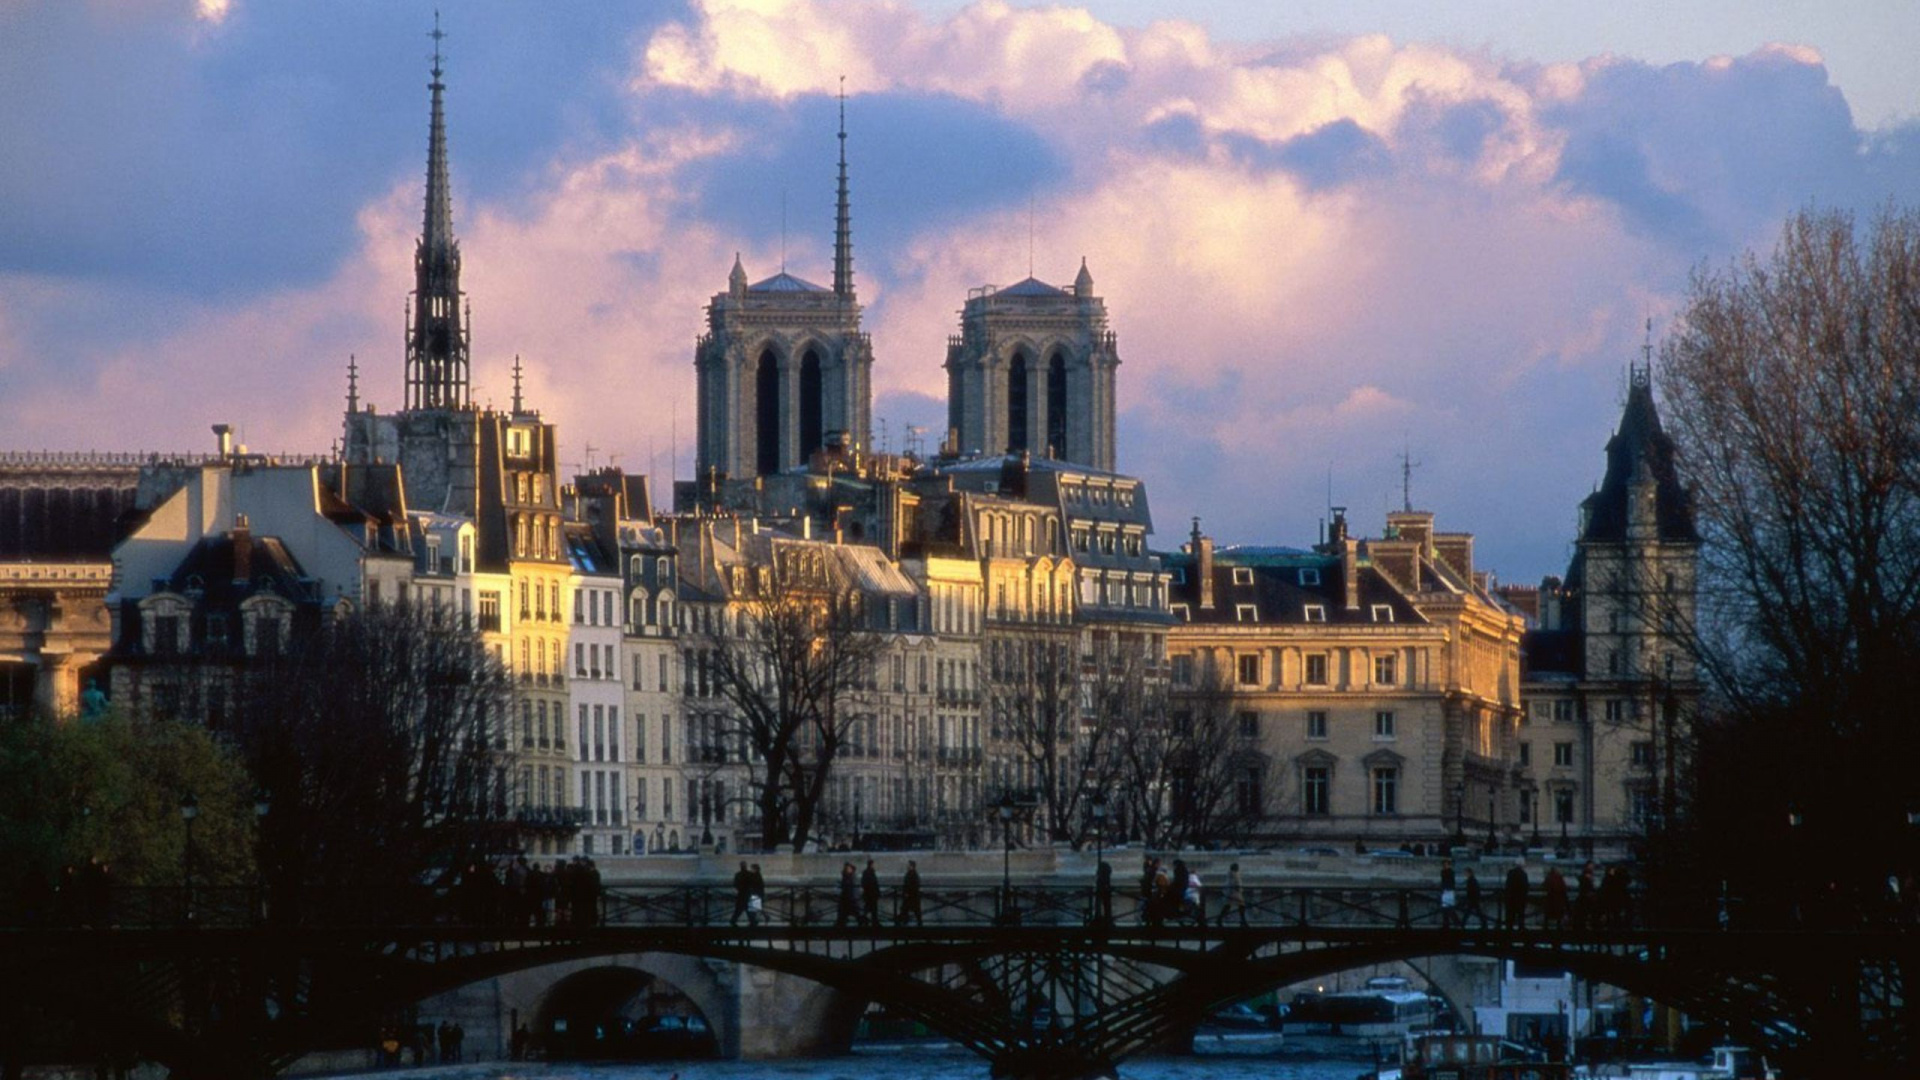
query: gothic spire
[
  {"left": 405, "top": 12, "right": 471, "bottom": 411},
  {"left": 832, "top": 77, "right": 855, "bottom": 301}
]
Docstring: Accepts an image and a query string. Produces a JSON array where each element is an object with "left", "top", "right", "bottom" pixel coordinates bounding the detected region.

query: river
[{"left": 384, "top": 1040, "right": 1378, "bottom": 1080}]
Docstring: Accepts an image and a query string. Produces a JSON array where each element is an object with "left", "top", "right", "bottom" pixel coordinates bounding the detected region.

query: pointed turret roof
[
  {"left": 1578, "top": 366, "right": 1698, "bottom": 543},
  {"left": 832, "top": 78, "right": 855, "bottom": 300},
  {"left": 404, "top": 14, "right": 470, "bottom": 412}
]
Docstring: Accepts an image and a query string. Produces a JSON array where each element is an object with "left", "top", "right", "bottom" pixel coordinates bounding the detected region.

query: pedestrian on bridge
[
  {"left": 899, "top": 860, "right": 924, "bottom": 926},
  {"left": 732, "top": 861, "right": 753, "bottom": 926},
  {"left": 861, "top": 859, "right": 881, "bottom": 927},
  {"left": 1575, "top": 863, "right": 1596, "bottom": 930},
  {"left": 1439, "top": 861, "right": 1458, "bottom": 928},
  {"left": 747, "top": 863, "right": 766, "bottom": 926},
  {"left": 1464, "top": 869, "right": 1486, "bottom": 928},
  {"left": 835, "top": 862, "right": 858, "bottom": 927},
  {"left": 1543, "top": 867, "right": 1569, "bottom": 930},
  {"left": 1503, "top": 864, "right": 1530, "bottom": 929},
  {"left": 1219, "top": 863, "right": 1248, "bottom": 927}
]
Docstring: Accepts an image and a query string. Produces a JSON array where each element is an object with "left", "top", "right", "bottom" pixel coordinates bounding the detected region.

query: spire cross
[
  {"left": 1400, "top": 442, "right": 1421, "bottom": 513},
  {"left": 429, "top": 11, "right": 446, "bottom": 77},
  {"left": 1633, "top": 317, "right": 1654, "bottom": 389}
]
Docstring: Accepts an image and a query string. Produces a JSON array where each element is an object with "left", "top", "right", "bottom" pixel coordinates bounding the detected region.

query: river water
[{"left": 392, "top": 1040, "right": 1377, "bottom": 1080}]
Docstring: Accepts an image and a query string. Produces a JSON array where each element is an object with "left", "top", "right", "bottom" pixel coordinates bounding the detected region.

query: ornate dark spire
[
  {"left": 832, "top": 77, "right": 855, "bottom": 301},
  {"left": 405, "top": 12, "right": 470, "bottom": 411},
  {"left": 511, "top": 354, "right": 524, "bottom": 414},
  {"left": 346, "top": 354, "right": 359, "bottom": 413}
]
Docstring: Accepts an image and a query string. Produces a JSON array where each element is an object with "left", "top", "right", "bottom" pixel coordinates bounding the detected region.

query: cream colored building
[{"left": 1166, "top": 510, "right": 1526, "bottom": 849}]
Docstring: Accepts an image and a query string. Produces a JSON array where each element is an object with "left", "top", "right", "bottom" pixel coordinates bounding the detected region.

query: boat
[
  {"left": 1290, "top": 976, "right": 1447, "bottom": 1041},
  {"left": 1579, "top": 1045, "right": 1778, "bottom": 1080},
  {"left": 1398, "top": 1033, "right": 1571, "bottom": 1079}
]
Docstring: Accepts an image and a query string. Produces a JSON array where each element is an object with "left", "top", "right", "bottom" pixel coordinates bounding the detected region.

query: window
[
  {"left": 1631, "top": 740, "right": 1654, "bottom": 767},
  {"left": 1299, "top": 567, "right": 1321, "bottom": 586},
  {"left": 1237, "top": 710, "right": 1259, "bottom": 738},
  {"left": 1371, "top": 604, "right": 1394, "bottom": 623},
  {"left": 1552, "top": 700, "right": 1574, "bottom": 723},
  {"left": 1519, "top": 741, "right": 1532, "bottom": 766},
  {"left": 1371, "top": 768, "right": 1398, "bottom": 815},
  {"left": 1303, "top": 604, "right": 1327, "bottom": 622},
  {"left": 1171, "top": 603, "right": 1191, "bottom": 622},
  {"left": 1519, "top": 790, "right": 1533, "bottom": 824},
  {"left": 1236, "top": 766, "right": 1263, "bottom": 815},
  {"left": 1231, "top": 567, "right": 1254, "bottom": 585},
  {"left": 1374, "top": 711, "right": 1396, "bottom": 739},
  {"left": 1373, "top": 654, "right": 1397, "bottom": 685},
  {"left": 1306, "top": 710, "right": 1328, "bottom": 739},
  {"left": 1553, "top": 742, "right": 1574, "bottom": 767},
  {"left": 478, "top": 591, "right": 502, "bottom": 633},
  {"left": 1237, "top": 654, "right": 1261, "bottom": 685},
  {"left": 1304, "top": 654, "right": 1329, "bottom": 686},
  {"left": 1608, "top": 650, "right": 1621, "bottom": 675},
  {"left": 1235, "top": 603, "right": 1259, "bottom": 622},
  {"left": 1604, "top": 699, "right": 1626, "bottom": 723},
  {"left": 573, "top": 589, "right": 585, "bottom": 623},
  {"left": 1172, "top": 655, "right": 1194, "bottom": 685},
  {"left": 1554, "top": 789, "right": 1575, "bottom": 825},
  {"left": 1303, "top": 766, "right": 1330, "bottom": 815}
]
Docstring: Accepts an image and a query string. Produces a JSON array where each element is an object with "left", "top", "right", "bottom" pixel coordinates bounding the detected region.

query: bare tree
[
  {"left": 233, "top": 603, "right": 515, "bottom": 917},
  {"left": 1122, "top": 669, "right": 1271, "bottom": 850},
  {"left": 987, "top": 626, "right": 1092, "bottom": 844},
  {"left": 690, "top": 546, "right": 887, "bottom": 853},
  {"left": 1660, "top": 204, "right": 1920, "bottom": 888}
]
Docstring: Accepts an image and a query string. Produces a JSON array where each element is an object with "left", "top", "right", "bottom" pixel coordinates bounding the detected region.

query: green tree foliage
[
  {"left": 1660, "top": 205, "right": 1920, "bottom": 900},
  {"left": 0, "top": 709, "right": 254, "bottom": 898}
]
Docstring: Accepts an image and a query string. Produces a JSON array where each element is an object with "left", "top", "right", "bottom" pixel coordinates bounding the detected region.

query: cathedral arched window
[
  {"left": 755, "top": 349, "right": 781, "bottom": 476},
  {"left": 800, "top": 349, "right": 824, "bottom": 459},
  {"left": 1007, "top": 352, "right": 1030, "bottom": 453},
  {"left": 1047, "top": 350, "right": 1068, "bottom": 458}
]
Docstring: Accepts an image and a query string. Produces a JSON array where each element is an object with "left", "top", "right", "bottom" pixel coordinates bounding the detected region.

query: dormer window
[
  {"left": 1371, "top": 604, "right": 1394, "bottom": 623},
  {"left": 1303, "top": 604, "right": 1327, "bottom": 622},
  {"left": 1299, "top": 568, "right": 1321, "bottom": 586},
  {"left": 1171, "top": 603, "right": 1191, "bottom": 621},
  {"left": 1231, "top": 567, "right": 1254, "bottom": 585},
  {"left": 1235, "top": 603, "right": 1259, "bottom": 622}
]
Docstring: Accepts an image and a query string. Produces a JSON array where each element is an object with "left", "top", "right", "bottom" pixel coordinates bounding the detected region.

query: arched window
[
  {"left": 1047, "top": 350, "right": 1068, "bottom": 457},
  {"left": 800, "top": 348, "right": 824, "bottom": 459},
  {"left": 755, "top": 348, "right": 781, "bottom": 475},
  {"left": 1007, "top": 352, "right": 1029, "bottom": 453}
]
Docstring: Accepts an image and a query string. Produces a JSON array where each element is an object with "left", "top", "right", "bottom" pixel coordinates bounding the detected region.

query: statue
[{"left": 80, "top": 678, "right": 108, "bottom": 720}]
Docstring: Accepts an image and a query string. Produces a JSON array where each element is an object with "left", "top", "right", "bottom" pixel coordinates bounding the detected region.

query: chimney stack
[
  {"left": 213, "top": 423, "right": 234, "bottom": 458},
  {"left": 1192, "top": 517, "right": 1215, "bottom": 610}
]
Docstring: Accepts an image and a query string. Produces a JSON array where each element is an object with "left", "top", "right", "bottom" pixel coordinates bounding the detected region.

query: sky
[{"left": 4, "top": 0, "right": 1918, "bottom": 584}]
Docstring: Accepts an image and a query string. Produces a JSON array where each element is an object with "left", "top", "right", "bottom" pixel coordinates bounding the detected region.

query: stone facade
[{"left": 944, "top": 263, "right": 1120, "bottom": 473}]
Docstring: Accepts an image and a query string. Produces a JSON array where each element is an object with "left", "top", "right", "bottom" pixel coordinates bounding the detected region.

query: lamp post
[
  {"left": 1091, "top": 793, "right": 1109, "bottom": 925},
  {"left": 1530, "top": 788, "right": 1542, "bottom": 848},
  {"left": 854, "top": 787, "right": 864, "bottom": 851},
  {"left": 1486, "top": 785, "right": 1497, "bottom": 852},
  {"left": 997, "top": 793, "right": 1017, "bottom": 925},
  {"left": 1453, "top": 781, "right": 1466, "bottom": 849},
  {"left": 253, "top": 790, "right": 272, "bottom": 924},
  {"left": 1787, "top": 804, "right": 1804, "bottom": 925},
  {"left": 179, "top": 792, "right": 199, "bottom": 924}
]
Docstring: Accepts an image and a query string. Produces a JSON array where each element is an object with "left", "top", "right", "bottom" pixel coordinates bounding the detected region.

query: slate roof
[
  {"left": 163, "top": 530, "right": 323, "bottom": 608},
  {"left": 749, "top": 271, "right": 831, "bottom": 294},
  {"left": 993, "top": 276, "right": 1068, "bottom": 298},
  {"left": 1521, "top": 628, "right": 1583, "bottom": 679},
  {"left": 1579, "top": 377, "right": 1699, "bottom": 544},
  {"left": 1162, "top": 551, "right": 1426, "bottom": 627}
]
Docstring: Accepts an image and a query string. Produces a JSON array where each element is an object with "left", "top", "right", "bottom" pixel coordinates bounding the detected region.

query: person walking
[
  {"left": 747, "top": 863, "right": 766, "bottom": 926},
  {"left": 1185, "top": 865, "right": 1206, "bottom": 928},
  {"left": 860, "top": 859, "right": 881, "bottom": 927},
  {"left": 1464, "top": 869, "right": 1486, "bottom": 929},
  {"left": 1543, "top": 866, "right": 1569, "bottom": 931},
  {"left": 1575, "top": 863, "right": 1596, "bottom": 930},
  {"left": 1219, "top": 863, "right": 1248, "bottom": 928},
  {"left": 1139, "top": 857, "right": 1157, "bottom": 924},
  {"left": 1439, "top": 860, "right": 1458, "bottom": 928},
  {"left": 1503, "top": 864, "right": 1530, "bottom": 929},
  {"left": 835, "top": 862, "right": 858, "bottom": 927},
  {"left": 731, "top": 861, "right": 753, "bottom": 926},
  {"left": 899, "top": 860, "right": 924, "bottom": 926}
]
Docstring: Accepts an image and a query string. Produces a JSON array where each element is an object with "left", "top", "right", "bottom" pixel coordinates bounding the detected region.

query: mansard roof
[
  {"left": 161, "top": 528, "right": 323, "bottom": 609},
  {"left": 1162, "top": 551, "right": 1426, "bottom": 627},
  {"left": 1578, "top": 374, "right": 1699, "bottom": 544}
]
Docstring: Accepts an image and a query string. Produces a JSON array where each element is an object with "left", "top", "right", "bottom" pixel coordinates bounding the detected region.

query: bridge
[{"left": 3, "top": 877, "right": 1912, "bottom": 1080}]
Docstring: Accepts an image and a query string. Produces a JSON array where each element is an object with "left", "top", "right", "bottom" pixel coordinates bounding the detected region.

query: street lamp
[
  {"left": 1453, "top": 781, "right": 1466, "bottom": 848},
  {"left": 179, "top": 792, "right": 200, "bottom": 924},
  {"left": 1091, "top": 794, "right": 1109, "bottom": 925},
  {"left": 997, "top": 793, "right": 1017, "bottom": 925},
  {"left": 253, "top": 790, "right": 271, "bottom": 924},
  {"left": 1486, "top": 785, "right": 1497, "bottom": 852},
  {"left": 854, "top": 787, "right": 864, "bottom": 851}
]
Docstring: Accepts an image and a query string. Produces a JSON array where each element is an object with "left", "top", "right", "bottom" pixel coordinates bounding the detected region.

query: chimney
[
  {"left": 1192, "top": 517, "right": 1215, "bottom": 610},
  {"left": 1385, "top": 510, "right": 1434, "bottom": 555},
  {"left": 1433, "top": 532, "right": 1474, "bottom": 582},
  {"left": 212, "top": 423, "right": 233, "bottom": 458},
  {"left": 231, "top": 513, "right": 253, "bottom": 584},
  {"left": 1343, "top": 535, "right": 1360, "bottom": 611}
]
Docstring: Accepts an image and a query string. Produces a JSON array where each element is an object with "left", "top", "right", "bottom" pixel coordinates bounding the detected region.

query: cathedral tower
[
  {"left": 694, "top": 90, "right": 873, "bottom": 480},
  {"left": 944, "top": 259, "right": 1119, "bottom": 471}
]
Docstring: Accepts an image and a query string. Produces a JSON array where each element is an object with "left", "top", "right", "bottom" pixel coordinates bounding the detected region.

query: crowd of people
[
  {"left": 1437, "top": 860, "right": 1636, "bottom": 930},
  {"left": 454, "top": 854, "right": 605, "bottom": 927}
]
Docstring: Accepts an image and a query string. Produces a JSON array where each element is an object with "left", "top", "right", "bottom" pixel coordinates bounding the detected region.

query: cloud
[{"left": 6, "top": 0, "right": 1920, "bottom": 583}]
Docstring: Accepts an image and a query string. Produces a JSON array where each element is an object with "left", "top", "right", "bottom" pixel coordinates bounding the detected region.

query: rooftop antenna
[
  {"left": 781, "top": 188, "right": 788, "bottom": 273},
  {"left": 584, "top": 442, "right": 600, "bottom": 472},
  {"left": 1635, "top": 316, "right": 1654, "bottom": 388},
  {"left": 429, "top": 10, "right": 445, "bottom": 76},
  {"left": 1399, "top": 440, "right": 1420, "bottom": 513},
  {"left": 1028, "top": 194, "right": 1035, "bottom": 278}
]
